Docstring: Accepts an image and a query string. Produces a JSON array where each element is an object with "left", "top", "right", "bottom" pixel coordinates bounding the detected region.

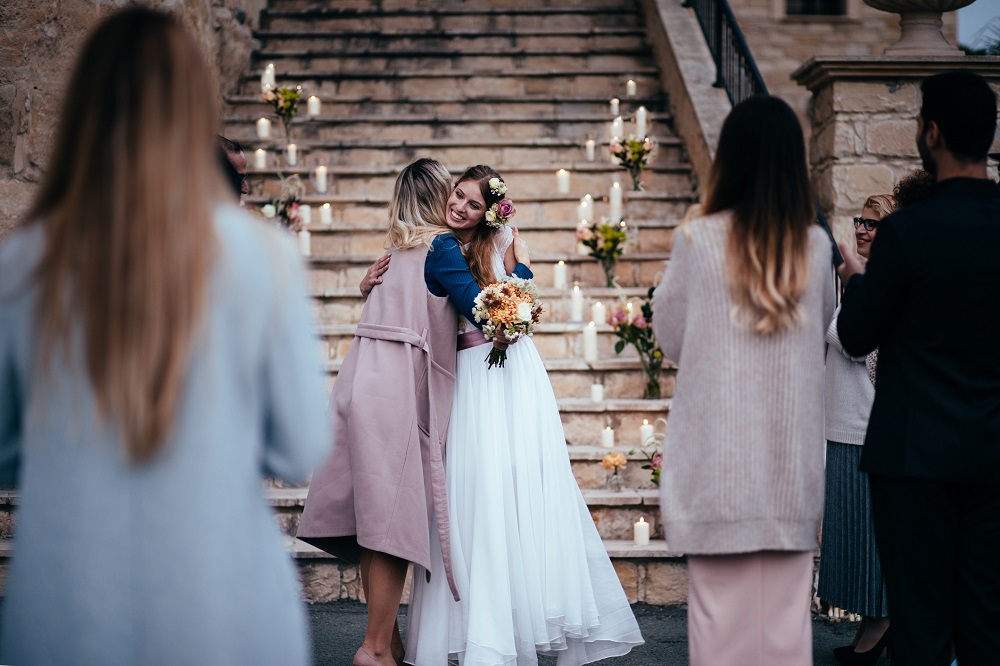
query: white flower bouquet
[{"left": 472, "top": 275, "right": 543, "bottom": 368}]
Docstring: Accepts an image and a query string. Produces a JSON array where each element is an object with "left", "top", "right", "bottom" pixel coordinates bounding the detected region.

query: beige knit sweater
[{"left": 652, "top": 212, "right": 835, "bottom": 554}]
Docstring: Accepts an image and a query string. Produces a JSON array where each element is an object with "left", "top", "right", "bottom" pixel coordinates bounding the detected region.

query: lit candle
[
  {"left": 592, "top": 301, "right": 606, "bottom": 326},
  {"left": 307, "top": 95, "right": 321, "bottom": 116},
  {"left": 298, "top": 204, "right": 312, "bottom": 227},
  {"left": 553, "top": 260, "right": 567, "bottom": 290},
  {"left": 585, "top": 139, "right": 596, "bottom": 162},
  {"left": 577, "top": 194, "right": 593, "bottom": 222},
  {"left": 639, "top": 419, "right": 654, "bottom": 445},
  {"left": 261, "top": 63, "right": 275, "bottom": 91},
  {"left": 556, "top": 169, "right": 570, "bottom": 194},
  {"left": 636, "top": 106, "right": 648, "bottom": 137},
  {"left": 314, "top": 165, "right": 328, "bottom": 194},
  {"left": 601, "top": 426, "right": 615, "bottom": 449},
  {"left": 256, "top": 117, "right": 271, "bottom": 140},
  {"left": 633, "top": 517, "right": 650, "bottom": 546},
  {"left": 583, "top": 321, "right": 598, "bottom": 362},
  {"left": 298, "top": 228, "right": 311, "bottom": 256},
  {"left": 320, "top": 202, "right": 333, "bottom": 226},
  {"left": 590, "top": 383, "right": 604, "bottom": 403},
  {"left": 285, "top": 143, "right": 298, "bottom": 167},
  {"left": 609, "top": 181, "right": 623, "bottom": 221},
  {"left": 610, "top": 97, "right": 620, "bottom": 116},
  {"left": 570, "top": 284, "right": 584, "bottom": 321},
  {"left": 626, "top": 79, "right": 637, "bottom": 97},
  {"left": 610, "top": 116, "right": 624, "bottom": 141},
  {"left": 254, "top": 148, "right": 267, "bottom": 169}
]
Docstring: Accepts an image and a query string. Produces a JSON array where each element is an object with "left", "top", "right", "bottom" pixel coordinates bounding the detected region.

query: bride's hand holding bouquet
[{"left": 472, "top": 268, "right": 543, "bottom": 369}]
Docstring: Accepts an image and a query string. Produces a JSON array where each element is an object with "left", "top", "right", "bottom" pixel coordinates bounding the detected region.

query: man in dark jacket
[{"left": 837, "top": 70, "right": 1000, "bottom": 665}]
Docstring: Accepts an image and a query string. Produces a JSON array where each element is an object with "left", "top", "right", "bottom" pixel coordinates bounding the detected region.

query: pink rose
[
  {"left": 651, "top": 454, "right": 662, "bottom": 469},
  {"left": 497, "top": 198, "right": 516, "bottom": 220},
  {"left": 632, "top": 315, "right": 647, "bottom": 329},
  {"left": 576, "top": 227, "right": 594, "bottom": 242},
  {"left": 609, "top": 310, "right": 628, "bottom": 326}
]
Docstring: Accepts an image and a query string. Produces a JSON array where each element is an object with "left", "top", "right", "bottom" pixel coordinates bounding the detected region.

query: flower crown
[{"left": 484, "top": 177, "right": 516, "bottom": 229}]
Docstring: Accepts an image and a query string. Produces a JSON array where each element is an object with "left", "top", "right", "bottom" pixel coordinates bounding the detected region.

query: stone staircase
[{"left": 2, "top": 0, "right": 699, "bottom": 607}]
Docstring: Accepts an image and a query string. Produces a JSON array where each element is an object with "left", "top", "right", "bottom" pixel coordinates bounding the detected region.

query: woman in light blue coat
[{"left": 0, "top": 8, "right": 329, "bottom": 665}]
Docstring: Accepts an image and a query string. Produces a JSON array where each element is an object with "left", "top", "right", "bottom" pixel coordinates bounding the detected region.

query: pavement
[{"left": 310, "top": 602, "right": 888, "bottom": 665}]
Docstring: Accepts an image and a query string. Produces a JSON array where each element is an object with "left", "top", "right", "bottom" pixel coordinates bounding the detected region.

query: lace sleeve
[{"left": 493, "top": 225, "right": 514, "bottom": 257}]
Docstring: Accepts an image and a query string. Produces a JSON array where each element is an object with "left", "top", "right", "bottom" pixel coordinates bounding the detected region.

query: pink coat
[{"left": 297, "top": 244, "right": 460, "bottom": 600}]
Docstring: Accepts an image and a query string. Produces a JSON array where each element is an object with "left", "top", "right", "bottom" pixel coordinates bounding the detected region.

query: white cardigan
[{"left": 824, "top": 305, "right": 875, "bottom": 445}]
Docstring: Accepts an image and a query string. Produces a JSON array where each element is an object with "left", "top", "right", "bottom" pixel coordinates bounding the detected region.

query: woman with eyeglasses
[{"left": 818, "top": 194, "right": 896, "bottom": 665}]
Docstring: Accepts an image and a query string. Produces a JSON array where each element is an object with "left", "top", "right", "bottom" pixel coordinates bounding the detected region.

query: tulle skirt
[{"left": 406, "top": 338, "right": 643, "bottom": 666}]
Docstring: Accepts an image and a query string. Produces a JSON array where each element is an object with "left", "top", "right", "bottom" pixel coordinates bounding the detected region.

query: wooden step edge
[{"left": 240, "top": 68, "right": 660, "bottom": 81}]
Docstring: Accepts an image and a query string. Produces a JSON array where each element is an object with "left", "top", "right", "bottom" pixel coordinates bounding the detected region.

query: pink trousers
[{"left": 688, "top": 550, "right": 814, "bottom": 666}]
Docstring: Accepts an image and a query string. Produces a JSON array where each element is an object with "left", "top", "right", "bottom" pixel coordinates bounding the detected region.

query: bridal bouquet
[
  {"left": 471, "top": 275, "right": 543, "bottom": 369},
  {"left": 610, "top": 135, "right": 655, "bottom": 191},
  {"left": 261, "top": 85, "right": 302, "bottom": 140},
  {"left": 261, "top": 174, "right": 306, "bottom": 231},
  {"left": 607, "top": 287, "right": 664, "bottom": 399},
  {"left": 577, "top": 218, "right": 629, "bottom": 287}
]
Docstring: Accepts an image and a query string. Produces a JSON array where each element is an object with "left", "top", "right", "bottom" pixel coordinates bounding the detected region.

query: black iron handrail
[{"left": 681, "top": 0, "right": 843, "bottom": 266}]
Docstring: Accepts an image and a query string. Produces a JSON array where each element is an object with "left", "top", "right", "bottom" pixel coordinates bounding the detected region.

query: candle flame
[
  {"left": 643, "top": 419, "right": 648, "bottom": 425},
  {"left": 638, "top": 517, "right": 645, "bottom": 523}
]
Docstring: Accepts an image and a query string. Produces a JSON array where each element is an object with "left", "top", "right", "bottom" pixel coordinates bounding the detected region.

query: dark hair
[
  {"left": 455, "top": 164, "right": 503, "bottom": 289},
  {"left": 892, "top": 169, "right": 937, "bottom": 209},
  {"left": 216, "top": 135, "right": 244, "bottom": 198},
  {"left": 920, "top": 71, "right": 997, "bottom": 163},
  {"left": 704, "top": 95, "right": 815, "bottom": 334}
]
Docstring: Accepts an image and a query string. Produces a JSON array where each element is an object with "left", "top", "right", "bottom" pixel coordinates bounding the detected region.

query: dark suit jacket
[{"left": 838, "top": 177, "right": 1000, "bottom": 483}]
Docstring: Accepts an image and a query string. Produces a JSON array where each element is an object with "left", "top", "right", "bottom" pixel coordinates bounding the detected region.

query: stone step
[
  {"left": 299, "top": 221, "right": 677, "bottom": 256},
  {"left": 225, "top": 93, "right": 664, "bottom": 118},
  {"left": 238, "top": 68, "right": 661, "bottom": 98},
  {"left": 245, "top": 164, "right": 691, "bottom": 202},
  {"left": 316, "top": 349, "right": 674, "bottom": 401},
  {"left": 251, "top": 49, "right": 651, "bottom": 75},
  {"left": 268, "top": 485, "right": 662, "bottom": 542},
  {"left": 244, "top": 139, "right": 683, "bottom": 171},
  {"left": 253, "top": 28, "right": 648, "bottom": 53},
  {"left": 311, "top": 284, "right": 659, "bottom": 322},
  {"left": 302, "top": 252, "right": 669, "bottom": 292},
  {"left": 268, "top": 0, "right": 638, "bottom": 11},
  {"left": 262, "top": 7, "right": 643, "bottom": 33},
  {"left": 227, "top": 114, "right": 670, "bottom": 144},
  {"left": 568, "top": 445, "right": 662, "bottom": 490}
]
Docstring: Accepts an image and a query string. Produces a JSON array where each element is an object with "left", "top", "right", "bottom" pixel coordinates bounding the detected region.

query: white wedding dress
[{"left": 406, "top": 228, "right": 643, "bottom": 666}]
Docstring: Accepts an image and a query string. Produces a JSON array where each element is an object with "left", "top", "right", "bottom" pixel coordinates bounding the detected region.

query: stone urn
[{"left": 862, "top": 0, "right": 975, "bottom": 55}]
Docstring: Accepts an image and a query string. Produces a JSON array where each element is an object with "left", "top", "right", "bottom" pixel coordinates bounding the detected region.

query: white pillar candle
[
  {"left": 639, "top": 419, "right": 654, "bottom": 446},
  {"left": 256, "top": 117, "right": 271, "bottom": 140},
  {"left": 585, "top": 139, "right": 596, "bottom": 162},
  {"left": 261, "top": 63, "right": 275, "bottom": 91},
  {"left": 314, "top": 165, "right": 328, "bottom": 194},
  {"left": 285, "top": 143, "right": 298, "bottom": 167},
  {"left": 633, "top": 517, "right": 650, "bottom": 546},
  {"left": 601, "top": 425, "right": 615, "bottom": 449},
  {"left": 307, "top": 95, "right": 321, "bottom": 117},
  {"left": 590, "top": 383, "right": 604, "bottom": 403},
  {"left": 577, "top": 194, "right": 593, "bottom": 222},
  {"left": 556, "top": 169, "right": 570, "bottom": 194},
  {"left": 298, "top": 204, "right": 312, "bottom": 227},
  {"left": 610, "top": 116, "right": 624, "bottom": 141},
  {"left": 626, "top": 79, "right": 637, "bottom": 97},
  {"left": 609, "top": 181, "right": 623, "bottom": 221},
  {"left": 610, "top": 97, "right": 620, "bottom": 116},
  {"left": 254, "top": 149, "right": 267, "bottom": 169},
  {"left": 592, "top": 301, "right": 606, "bottom": 326},
  {"left": 553, "top": 260, "right": 567, "bottom": 290},
  {"left": 320, "top": 202, "right": 333, "bottom": 226},
  {"left": 583, "top": 321, "right": 598, "bottom": 362},
  {"left": 298, "top": 228, "right": 311, "bottom": 256},
  {"left": 570, "top": 284, "right": 584, "bottom": 321},
  {"left": 636, "top": 106, "right": 648, "bottom": 138}
]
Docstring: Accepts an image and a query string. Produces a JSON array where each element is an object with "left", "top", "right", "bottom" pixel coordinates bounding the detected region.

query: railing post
[{"left": 712, "top": 2, "right": 724, "bottom": 88}]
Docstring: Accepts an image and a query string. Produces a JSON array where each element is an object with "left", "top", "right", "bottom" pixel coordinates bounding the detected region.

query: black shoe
[{"left": 832, "top": 630, "right": 890, "bottom": 665}]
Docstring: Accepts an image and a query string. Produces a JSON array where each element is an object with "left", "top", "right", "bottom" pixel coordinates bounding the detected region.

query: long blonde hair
[
  {"left": 454, "top": 165, "right": 504, "bottom": 288},
  {"left": 28, "top": 8, "right": 223, "bottom": 463},
  {"left": 385, "top": 158, "right": 452, "bottom": 249},
  {"left": 705, "top": 96, "right": 816, "bottom": 335}
]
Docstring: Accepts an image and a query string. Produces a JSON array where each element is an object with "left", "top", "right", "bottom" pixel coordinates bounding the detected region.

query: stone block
[
  {"left": 613, "top": 560, "right": 640, "bottom": 603},
  {"left": 831, "top": 163, "right": 895, "bottom": 210},
  {"left": 866, "top": 118, "right": 919, "bottom": 158},
  {"left": 832, "top": 81, "right": 919, "bottom": 115},
  {"left": 643, "top": 560, "right": 688, "bottom": 605},
  {"left": 298, "top": 561, "right": 342, "bottom": 603}
]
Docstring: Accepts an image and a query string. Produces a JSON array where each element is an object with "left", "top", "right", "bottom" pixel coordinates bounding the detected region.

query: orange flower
[{"left": 601, "top": 452, "right": 627, "bottom": 470}]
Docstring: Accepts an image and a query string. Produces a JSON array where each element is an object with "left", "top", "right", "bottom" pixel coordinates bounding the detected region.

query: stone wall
[
  {"left": 0, "top": 0, "right": 266, "bottom": 238},
  {"left": 794, "top": 57, "right": 1000, "bottom": 250}
]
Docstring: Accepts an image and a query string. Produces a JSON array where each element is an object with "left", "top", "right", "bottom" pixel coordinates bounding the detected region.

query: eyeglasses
[{"left": 853, "top": 217, "right": 879, "bottom": 231}]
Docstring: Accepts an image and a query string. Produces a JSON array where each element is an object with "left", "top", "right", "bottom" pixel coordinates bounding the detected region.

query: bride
[{"left": 403, "top": 165, "right": 643, "bottom": 665}]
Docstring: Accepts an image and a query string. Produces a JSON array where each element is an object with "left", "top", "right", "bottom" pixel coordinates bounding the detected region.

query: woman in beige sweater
[{"left": 652, "top": 96, "right": 835, "bottom": 665}]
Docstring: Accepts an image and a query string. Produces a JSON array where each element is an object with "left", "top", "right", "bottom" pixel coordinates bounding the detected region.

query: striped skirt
[{"left": 817, "top": 441, "right": 889, "bottom": 618}]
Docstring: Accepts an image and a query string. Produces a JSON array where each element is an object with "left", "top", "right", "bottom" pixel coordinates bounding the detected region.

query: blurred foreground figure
[{"left": 0, "top": 8, "right": 329, "bottom": 665}]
